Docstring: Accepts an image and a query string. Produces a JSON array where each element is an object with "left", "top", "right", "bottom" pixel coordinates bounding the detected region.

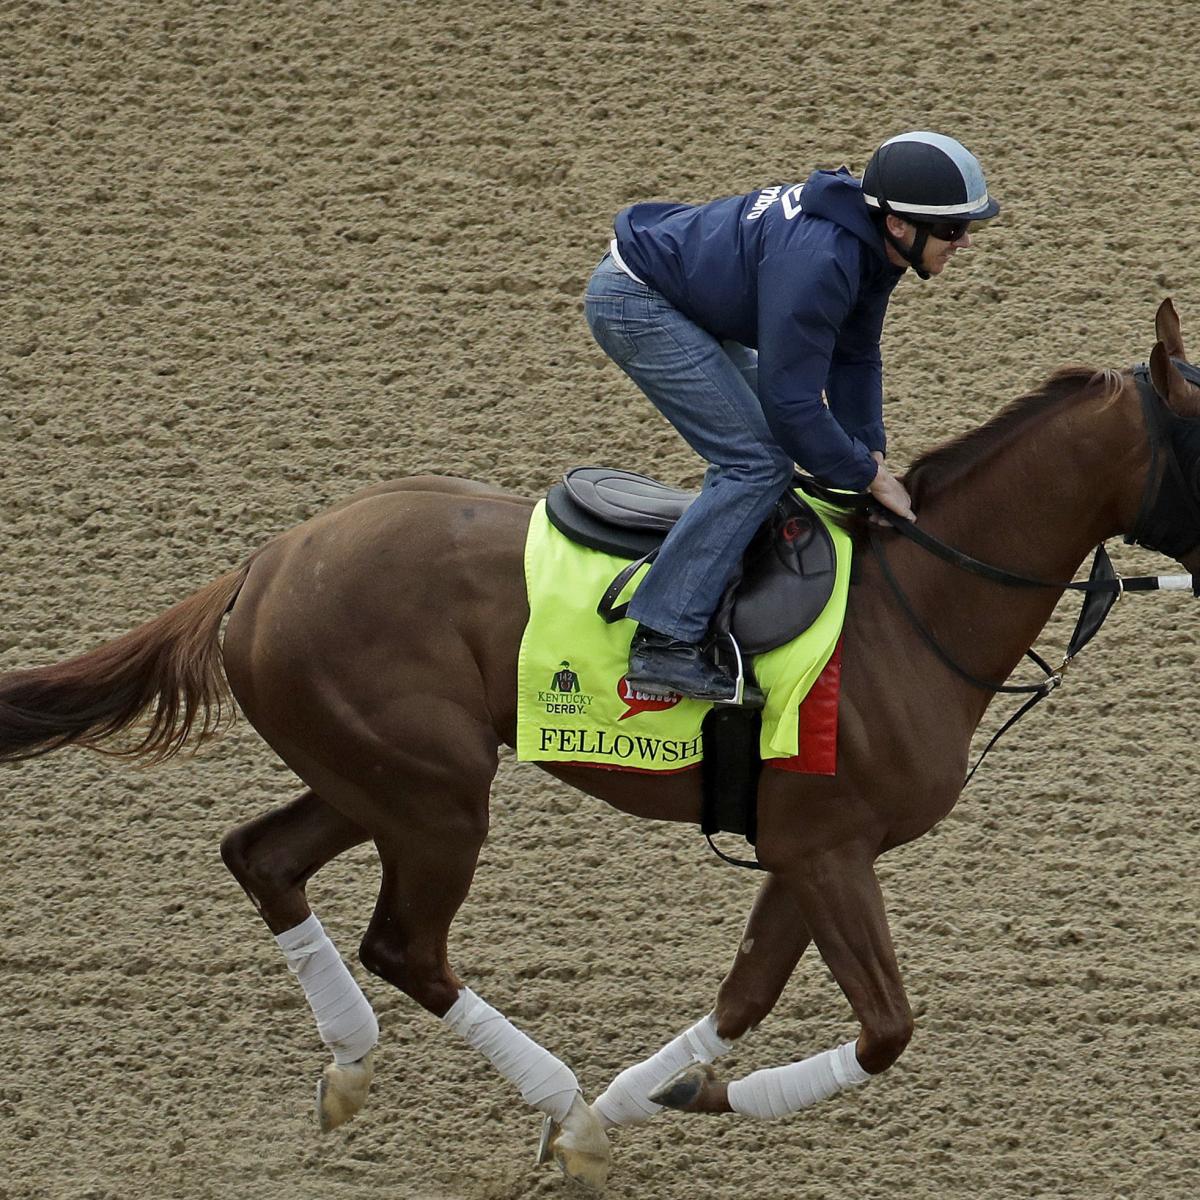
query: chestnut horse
[{"left": 3, "top": 302, "right": 1199, "bottom": 1190}]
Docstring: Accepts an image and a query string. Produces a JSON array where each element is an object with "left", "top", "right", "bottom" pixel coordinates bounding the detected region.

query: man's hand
[{"left": 867, "top": 452, "right": 915, "bottom": 522}]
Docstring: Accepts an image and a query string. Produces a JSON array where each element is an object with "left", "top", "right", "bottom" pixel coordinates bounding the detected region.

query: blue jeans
[{"left": 584, "top": 254, "right": 794, "bottom": 642}]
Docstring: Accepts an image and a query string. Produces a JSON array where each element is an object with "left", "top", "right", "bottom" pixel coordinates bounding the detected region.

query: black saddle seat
[
  {"left": 544, "top": 467, "right": 839, "bottom": 656},
  {"left": 546, "top": 467, "right": 693, "bottom": 558}
]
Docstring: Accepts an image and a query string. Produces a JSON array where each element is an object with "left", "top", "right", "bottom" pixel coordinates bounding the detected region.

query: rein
[
  {"left": 793, "top": 375, "right": 1200, "bottom": 784},
  {"left": 711, "top": 377, "right": 1199, "bottom": 870},
  {"left": 867, "top": 529, "right": 1119, "bottom": 783}
]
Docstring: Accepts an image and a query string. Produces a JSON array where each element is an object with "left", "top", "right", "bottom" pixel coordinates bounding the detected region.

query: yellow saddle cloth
[{"left": 515, "top": 494, "right": 852, "bottom": 771}]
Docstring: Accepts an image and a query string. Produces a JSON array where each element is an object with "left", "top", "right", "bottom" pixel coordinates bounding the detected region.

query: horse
[{"left": 3, "top": 300, "right": 1199, "bottom": 1191}]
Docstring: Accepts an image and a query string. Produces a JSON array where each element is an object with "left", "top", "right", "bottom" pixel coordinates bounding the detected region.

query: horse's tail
[{"left": 0, "top": 560, "right": 255, "bottom": 764}]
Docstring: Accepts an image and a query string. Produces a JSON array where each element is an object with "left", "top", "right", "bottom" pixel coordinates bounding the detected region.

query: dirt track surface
[{"left": 3, "top": 3, "right": 1199, "bottom": 1198}]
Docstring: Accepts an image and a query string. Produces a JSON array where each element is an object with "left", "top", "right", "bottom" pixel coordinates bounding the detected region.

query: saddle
[
  {"left": 545, "top": 466, "right": 839, "bottom": 656},
  {"left": 542, "top": 467, "right": 846, "bottom": 850}
]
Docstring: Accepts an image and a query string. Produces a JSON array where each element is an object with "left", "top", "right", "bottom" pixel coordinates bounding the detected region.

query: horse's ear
[
  {"left": 1150, "top": 340, "right": 1200, "bottom": 416},
  {"left": 1155, "top": 298, "right": 1187, "bottom": 360},
  {"left": 1150, "top": 341, "right": 1170, "bottom": 400}
]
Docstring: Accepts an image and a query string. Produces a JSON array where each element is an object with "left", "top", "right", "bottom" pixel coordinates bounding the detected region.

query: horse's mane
[{"left": 904, "top": 366, "right": 1124, "bottom": 501}]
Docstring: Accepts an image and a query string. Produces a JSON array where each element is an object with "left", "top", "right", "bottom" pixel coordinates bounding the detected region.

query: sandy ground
[{"left": 2, "top": 2, "right": 1199, "bottom": 1198}]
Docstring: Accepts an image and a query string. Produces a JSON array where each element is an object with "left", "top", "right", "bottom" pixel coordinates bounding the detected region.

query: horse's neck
[{"left": 899, "top": 388, "right": 1139, "bottom": 697}]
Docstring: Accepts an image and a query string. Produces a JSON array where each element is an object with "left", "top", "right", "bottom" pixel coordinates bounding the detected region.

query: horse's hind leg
[
  {"left": 234, "top": 688, "right": 608, "bottom": 1183},
  {"left": 221, "top": 789, "right": 368, "bottom": 932},
  {"left": 220, "top": 791, "right": 379, "bottom": 1131},
  {"left": 355, "top": 818, "right": 609, "bottom": 1190}
]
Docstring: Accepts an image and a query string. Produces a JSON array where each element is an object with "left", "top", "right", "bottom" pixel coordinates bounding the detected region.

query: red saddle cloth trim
[{"left": 766, "top": 638, "right": 841, "bottom": 776}]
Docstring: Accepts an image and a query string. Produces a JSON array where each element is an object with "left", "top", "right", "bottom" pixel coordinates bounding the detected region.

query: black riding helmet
[{"left": 861, "top": 131, "right": 1000, "bottom": 280}]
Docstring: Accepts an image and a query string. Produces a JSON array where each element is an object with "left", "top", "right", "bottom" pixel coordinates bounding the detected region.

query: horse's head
[{"left": 1124, "top": 300, "right": 1200, "bottom": 577}]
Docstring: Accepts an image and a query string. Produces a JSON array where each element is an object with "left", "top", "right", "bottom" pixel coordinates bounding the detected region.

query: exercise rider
[{"left": 584, "top": 131, "right": 1001, "bottom": 702}]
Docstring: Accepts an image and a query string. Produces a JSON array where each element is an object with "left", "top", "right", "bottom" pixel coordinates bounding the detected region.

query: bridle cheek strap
[{"left": 1127, "top": 364, "right": 1200, "bottom": 565}]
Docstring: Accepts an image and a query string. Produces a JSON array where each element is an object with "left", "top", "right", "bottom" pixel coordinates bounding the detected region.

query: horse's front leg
[
  {"left": 656, "top": 846, "right": 911, "bottom": 1118},
  {"left": 591, "top": 873, "right": 812, "bottom": 1128}
]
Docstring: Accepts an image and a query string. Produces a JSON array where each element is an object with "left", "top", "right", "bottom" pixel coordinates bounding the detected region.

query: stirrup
[{"left": 714, "top": 632, "right": 764, "bottom": 709}]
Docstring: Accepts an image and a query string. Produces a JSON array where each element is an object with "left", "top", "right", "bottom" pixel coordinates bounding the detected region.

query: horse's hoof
[
  {"left": 316, "top": 1052, "right": 374, "bottom": 1133},
  {"left": 648, "top": 1063, "right": 715, "bottom": 1111},
  {"left": 534, "top": 1093, "right": 610, "bottom": 1191}
]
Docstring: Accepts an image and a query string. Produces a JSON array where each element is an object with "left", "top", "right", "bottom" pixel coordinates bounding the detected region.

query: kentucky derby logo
[
  {"left": 537, "top": 660, "right": 594, "bottom": 715},
  {"left": 551, "top": 661, "right": 579, "bottom": 693}
]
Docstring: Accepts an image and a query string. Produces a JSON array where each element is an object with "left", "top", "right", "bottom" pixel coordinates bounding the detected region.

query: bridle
[
  {"left": 1127, "top": 360, "right": 1200, "bottom": 558},
  {"left": 796, "top": 361, "right": 1200, "bottom": 782}
]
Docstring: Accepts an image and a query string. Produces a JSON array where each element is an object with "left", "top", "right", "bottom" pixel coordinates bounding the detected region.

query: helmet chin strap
[{"left": 879, "top": 204, "right": 931, "bottom": 280}]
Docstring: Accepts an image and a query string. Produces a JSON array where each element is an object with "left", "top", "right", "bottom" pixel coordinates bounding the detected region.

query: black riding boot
[{"left": 626, "top": 625, "right": 742, "bottom": 702}]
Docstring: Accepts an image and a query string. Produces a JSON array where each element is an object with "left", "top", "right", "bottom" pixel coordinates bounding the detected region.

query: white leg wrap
[
  {"left": 275, "top": 914, "right": 379, "bottom": 1065},
  {"left": 726, "top": 1040, "right": 870, "bottom": 1119},
  {"left": 443, "top": 987, "right": 579, "bottom": 1124},
  {"left": 593, "top": 1012, "right": 733, "bottom": 1129}
]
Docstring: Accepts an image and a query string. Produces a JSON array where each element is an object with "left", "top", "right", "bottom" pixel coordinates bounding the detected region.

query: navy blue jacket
[{"left": 613, "top": 169, "right": 904, "bottom": 490}]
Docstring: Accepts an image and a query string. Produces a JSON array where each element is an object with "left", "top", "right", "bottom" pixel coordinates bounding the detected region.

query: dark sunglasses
[{"left": 916, "top": 218, "right": 972, "bottom": 242}]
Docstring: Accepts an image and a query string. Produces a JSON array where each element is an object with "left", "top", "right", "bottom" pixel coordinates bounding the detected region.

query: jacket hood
[{"left": 799, "top": 168, "right": 890, "bottom": 261}]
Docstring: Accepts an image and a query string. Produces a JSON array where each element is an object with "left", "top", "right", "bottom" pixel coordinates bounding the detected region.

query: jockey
[{"left": 585, "top": 131, "right": 1001, "bottom": 703}]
